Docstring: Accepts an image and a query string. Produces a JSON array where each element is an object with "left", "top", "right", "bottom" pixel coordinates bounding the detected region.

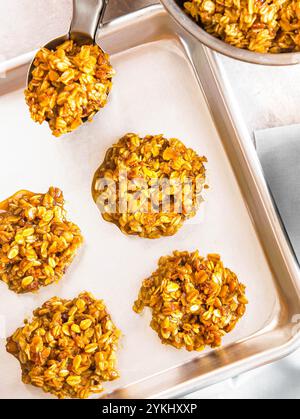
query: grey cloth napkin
[{"left": 255, "top": 124, "right": 300, "bottom": 262}]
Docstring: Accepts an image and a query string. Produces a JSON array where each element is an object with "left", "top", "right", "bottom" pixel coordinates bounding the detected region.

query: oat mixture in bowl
[
  {"left": 92, "top": 133, "right": 208, "bottom": 239},
  {"left": 133, "top": 250, "right": 248, "bottom": 351},
  {"left": 0, "top": 187, "right": 83, "bottom": 293},
  {"left": 183, "top": 0, "right": 300, "bottom": 53},
  {"left": 25, "top": 40, "right": 114, "bottom": 137},
  {"left": 6, "top": 292, "right": 121, "bottom": 399}
]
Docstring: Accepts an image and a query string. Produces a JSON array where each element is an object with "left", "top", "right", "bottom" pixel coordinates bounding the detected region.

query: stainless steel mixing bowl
[{"left": 160, "top": 0, "right": 300, "bottom": 65}]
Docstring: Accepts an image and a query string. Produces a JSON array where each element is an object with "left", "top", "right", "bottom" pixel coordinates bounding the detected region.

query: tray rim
[{"left": 1, "top": 4, "right": 300, "bottom": 399}]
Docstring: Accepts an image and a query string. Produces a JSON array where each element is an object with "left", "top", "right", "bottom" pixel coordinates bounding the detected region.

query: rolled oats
[
  {"left": 6, "top": 292, "right": 121, "bottom": 399},
  {"left": 25, "top": 40, "right": 114, "bottom": 137},
  {"left": 184, "top": 0, "right": 300, "bottom": 53},
  {"left": 92, "top": 133, "right": 208, "bottom": 239},
  {"left": 133, "top": 250, "right": 248, "bottom": 351},
  {"left": 0, "top": 187, "right": 83, "bottom": 293}
]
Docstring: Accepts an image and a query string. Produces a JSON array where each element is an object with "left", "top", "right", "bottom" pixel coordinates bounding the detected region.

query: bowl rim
[{"left": 160, "top": 0, "right": 300, "bottom": 66}]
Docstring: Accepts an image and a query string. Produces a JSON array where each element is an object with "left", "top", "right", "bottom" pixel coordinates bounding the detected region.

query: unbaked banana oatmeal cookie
[
  {"left": 133, "top": 250, "right": 248, "bottom": 351},
  {"left": 92, "top": 133, "right": 208, "bottom": 239},
  {"left": 6, "top": 292, "right": 121, "bottom": 399},
  {"left": 0, "top": 187, "right": 83, "bottom": 293}
]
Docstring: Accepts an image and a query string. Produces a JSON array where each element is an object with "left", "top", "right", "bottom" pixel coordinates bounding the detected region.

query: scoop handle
[{"left": 70, "top": 0, "right": 109, "bottom": 42}]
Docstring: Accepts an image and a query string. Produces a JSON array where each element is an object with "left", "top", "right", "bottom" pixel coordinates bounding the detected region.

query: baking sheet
[{"left": 0, "top": 38, "right": 278, "bottom": 398}]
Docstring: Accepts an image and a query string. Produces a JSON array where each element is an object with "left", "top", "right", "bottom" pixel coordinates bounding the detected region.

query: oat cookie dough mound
[
  {"left": 0, "top": 187, "right": 83, "bottom": 293},
  {"left": 25, "top": 40, "right": 114, "bottom": 136},
  {"left": 92, "top": 133, "right": 207, "bottom": 239},
  {"left": 133, "top": 250, "right": 248, "bottom": 351},
  {"left": 184, "top": 0, "right": 300, "bottom": 53},
  {"left": 6, "top": 292, "right": 121, "bottom": 399}
]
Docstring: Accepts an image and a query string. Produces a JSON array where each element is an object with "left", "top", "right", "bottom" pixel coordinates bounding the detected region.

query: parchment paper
[{"left": 0, "top": 40, "right": 278, "bottom": 398}]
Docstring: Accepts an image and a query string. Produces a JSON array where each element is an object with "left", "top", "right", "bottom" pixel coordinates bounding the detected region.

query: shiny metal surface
[
  {"left": 70, "top": 0, "right": 109, "bottom": 43},
  {"left": 1, "top": 4, "right": 300, "bottom": 398},
  {"left": 160, "top": 0, "right": 300, "bottom": 66}
]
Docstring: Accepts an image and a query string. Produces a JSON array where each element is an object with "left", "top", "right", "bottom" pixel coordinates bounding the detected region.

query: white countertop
[{"left": 1, "top": 0, "right": 300, "bottom": 400}]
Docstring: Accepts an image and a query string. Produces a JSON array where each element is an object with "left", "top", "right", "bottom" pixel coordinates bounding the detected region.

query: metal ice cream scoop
[{"left": 27, "top": 0, "right": 109, "bottom": 86}]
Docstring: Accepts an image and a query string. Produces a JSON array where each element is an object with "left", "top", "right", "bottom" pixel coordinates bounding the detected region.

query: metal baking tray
[{"left": 1, "top": 4, "right": 300, "bottom": 399}]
